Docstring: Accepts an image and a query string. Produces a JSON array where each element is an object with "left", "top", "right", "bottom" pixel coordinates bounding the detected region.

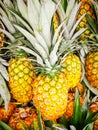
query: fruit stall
[{"left": 0, "top": 0, "right": 98, "bottom": 130}]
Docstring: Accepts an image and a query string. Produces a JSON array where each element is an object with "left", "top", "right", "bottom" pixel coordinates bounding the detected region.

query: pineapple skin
[
  {"left": 77, "top": 0, "right": 95, "bottom": 39},
  {"left": 53, "top": 12, "right": 60, "bottom": 32},
  {"left": 0, "top": 24, "right": 5, "bottom": 48},
  {"left": 64, "top": 92, "right": 84, "bottom": 119},
  {"left": 33, "top": 72, "right": 68, "bottom": 121},
  {"left": 0, "top": 102, "right": 16, "bottom": 123},
  {"left": 70, "top": 82, "right": 85, "bottom": 95},
  {"left": 85, "top": 51, "right": 98, "bottom": 89},
  {"left": 8, "top": 107, "right": 41, "bottom": 130},
  {"left": 8, "top": 57, "right": 36, "bottom": 103},
  {"left": 90, "top": 102, "right": 98, "bottom": 130},
  {"left": 61, "top": 54, "right": 82, "bottom": 91}
]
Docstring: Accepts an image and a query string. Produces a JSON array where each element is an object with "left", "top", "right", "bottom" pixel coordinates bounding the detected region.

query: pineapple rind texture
[
  {"left": 8, "top": 107, "right": 41, "bottom": 130},
  {"left": 61, "top": 54, "right": 82, "bottom": 90},
  {"left": 33, "top": 72, "right": 68, "bottom": 121},
  {"left": 0, "top": 102, "right": 16, "bottom": 122},
  {"left": 53, "top": 13, "right": 60, "bottom": 32},
  {"left": 64, "top": 92, "right": 83, "bottom": 119},
  {"left": 8, "top": 57, "right": 36, "bottom": 103},
  {"left": 90, "top": 102, "right": 98, "bottom": 130},
  {"left": 85, "top": 51, "right": 98, "bottom": 89},
  {"left": 77, "top": 0, "right": 95, "bottom": 39},
  {"left": 0, "top": 24, "right": 5, "bottom": 48}
]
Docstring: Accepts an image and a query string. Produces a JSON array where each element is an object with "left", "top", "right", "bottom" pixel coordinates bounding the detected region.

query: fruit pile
[{"left": 0, "top": 0, "right": 98, "bottom": 130}]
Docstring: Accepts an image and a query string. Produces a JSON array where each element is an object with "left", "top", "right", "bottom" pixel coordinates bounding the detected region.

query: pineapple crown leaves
[
  {"left": 0, "top": 73, "right": 11, "bottom": 111},
  {"left": 0, "top": 1, "right": 16, "bottom": 34},
  {"left": 54, "top": 90, "right": 98, "bottom": 130},
  {"left": 0, "top": 0, "right": 25, "bottom": 43},
  {"left": 9, "top": 1, "right": 62, "bottom": 64},
  {"left": 15, "top": 0, "right": 56, "bottom": 48},
  {"left": 54, "top": 0, "right": 87, "bottom": 40},
  {"left": 0, "top": 55, "right": 10, "bottom": 112},
  {"left": 5, "top": 0, "right": 86, "bottom": 74}
]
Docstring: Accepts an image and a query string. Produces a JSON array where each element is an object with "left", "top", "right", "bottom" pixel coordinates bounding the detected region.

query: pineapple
[
  {"left": 76, "top": 0, "right": 95, "bottom": 39},
  {"left": 0, "top": 0, "right": 36, "bottom": 103},
  {"left": 90, "top": 101, "right": 98, "bottom": 130},
  {"left": 8, "top": 106, "right": 43, "bottom": 130},
  {"left": 5, "top": 0, "right": 85, "bottom": 121},
  {"left": 70, "top": 82, "right": 85, "bottom": 95},
  {"left": 0, "top": 102, "right": 16, "bottom": 123},
  {"left": 8, "top": 56, "right": 36, "bottom": 103},
  {"left": 53, "top": 90, "right": 98, "bottom": 130},
  {"left": 0, "top": 23, "right": 5, "bottom": 48},
  {"left": 64, "top": 92, "right": 84, "bottom": 119},
  {"left": 61, "top": 54, "right": 82, "bottom": 91},
  {"left": 80, "top": 0, "right": 98, "bottom": 95},
  {"left": 85, "top": 51, "right": 98, "bottom": 89}
]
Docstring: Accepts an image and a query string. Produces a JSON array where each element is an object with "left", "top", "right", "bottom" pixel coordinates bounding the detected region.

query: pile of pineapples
[{"left": 0, "top": 0, "right": 98, "bottom": 130}]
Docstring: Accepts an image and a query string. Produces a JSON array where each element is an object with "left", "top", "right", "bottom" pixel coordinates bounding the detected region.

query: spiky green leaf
[
  {"left": 0, "top": 74, "right": 10, "bottom": 111},
  {"left": 34, "top": 30, "right": 49, "bottom": 55},
  {"left": 9, "top": 8, "right": 33, "bottom": 33},
  {"left": 0, "top": 28, "right": 15, "bottom": 42},
  {"left": 38, "top": 109, "right": 43, "bottom": 130},
  {"left": 18, "top": 46, "right": 44, "bottom": 66},
  {"left": 27, "top": 0, "right": 39, "bottom": 30},
  {"left": 39, "top": 0, "right": 55, "bottom": 48},
  {"left": 16, "top": 0, "right": 28, "bottom": 20},
  {"left": 0, "top": 121, "right": 13, "bottom": 130},
  {"left": 14, "top": 24, "right": 48, "bottom": 60},
  {"left": 72, "top": 89, "right": 81, "bottom": 125},
  {"left": 0, "top": 62, "right": 9, "bottom": 81},
  {"left": 0, "top": 15, "right": 15, "bottom": 33}
]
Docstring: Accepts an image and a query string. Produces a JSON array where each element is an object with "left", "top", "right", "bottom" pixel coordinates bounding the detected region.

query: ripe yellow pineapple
[
  {"left": 7, "top": 0, "right": 85, "bottom": 121},
  {"left": 61, "top": 54, "right": 82, "bottom": 91},
  {"left": 0, "top": 0, "right": 36, "bottom": 103},
  {"left": 8, "top": 57, "right": 36, "bottom": 103},
  {"left": 76, "top": 0, "right": 95, "bottom": 39},
  {"left": 85, "top": 51, "right": 98, "bottom": 89},
  {"left": 8, "top": 107, "right": 43, "bottom": 130},
  {"left": 33, "top": 73, "right": 68, "bottom": 121}
]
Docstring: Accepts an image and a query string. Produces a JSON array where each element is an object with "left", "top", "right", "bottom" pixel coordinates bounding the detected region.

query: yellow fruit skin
[
  {"left": 8, "top": 57, "right": 36, "bottom": 103},
  {"left": 33, "top": 72, "right": 68, "bottom": 121},
  {"left": 61, "top": 54, "right": 82, "bottom": 91},
  {"left": 85, "top": 52, "right": 98, "bottom": 89},
  {"left": 77, "top": 0, "right": 95, "bottom": 39}
]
